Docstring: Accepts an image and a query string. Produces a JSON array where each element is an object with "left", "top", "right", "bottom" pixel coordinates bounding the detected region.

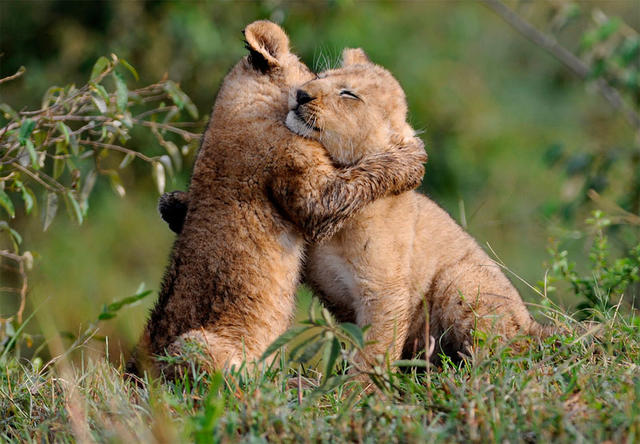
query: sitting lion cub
[{"left": 286, "top": 48, "right": 554, "bottom": 366}]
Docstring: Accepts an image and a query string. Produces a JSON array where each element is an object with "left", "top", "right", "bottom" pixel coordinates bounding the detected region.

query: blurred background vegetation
[{"left": 0, "top": 0, "right": 638, "bottom": 361}]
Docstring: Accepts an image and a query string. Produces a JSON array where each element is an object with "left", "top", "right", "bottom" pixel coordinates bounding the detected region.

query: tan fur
[
  {"left": 130, "top": 24, "right": 427, "bottom": 376},
  {"left": 290, "top": 49, "right": 552, "bottom": 367}
]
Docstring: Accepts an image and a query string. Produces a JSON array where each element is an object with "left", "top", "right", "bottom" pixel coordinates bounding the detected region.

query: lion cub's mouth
[{"left": 285, "top": 108, "right": 320, "bottom": 137}]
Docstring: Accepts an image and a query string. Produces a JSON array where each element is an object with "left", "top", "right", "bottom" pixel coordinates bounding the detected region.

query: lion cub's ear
[
  {"left": 341, "top": 48, "right": 371, "bottom": 67},
  {"left": 243, "top": 20, "right": 290, "bottom": 73}
]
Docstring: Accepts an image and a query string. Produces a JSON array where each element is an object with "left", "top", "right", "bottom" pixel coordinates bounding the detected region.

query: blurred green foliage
[{"left": 0, "top": 1, "right": 638, "bottom": 357}]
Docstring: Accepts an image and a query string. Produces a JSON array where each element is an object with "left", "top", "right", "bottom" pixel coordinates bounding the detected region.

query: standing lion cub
[
  {"left": 159, "top": 48, "right": 553, "bottom": 369},
  {"left": 131, "top": 23, "right": 427, "bottom": 375}
]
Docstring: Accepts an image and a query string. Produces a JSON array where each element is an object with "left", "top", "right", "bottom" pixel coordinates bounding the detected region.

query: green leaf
[
  {"left": 24, "top": 139, "right": 39, "bottom": 170},
  {"left": 119, "top": 58, "right": 139, "bottom": 81},
  {"left": 14, "top": 180, "right": 34, "bottom": 214},
  {"left": 340, "top": 323, "right": 365, "bottom": 349},
  {"left": 91, "top": 95, "right": 107, "bottom": 113},
  {"left": 90, "top": 56, "right": 110, "bottom": 81},
  {"left": 0, "top": 103, "right": 18, "bottom": 120},
  {"left": 0, "top": 221, "right": 22, "bottom": 248},
  {"left": 80, "top": 169, "right": 97, "bottom": 214},
  {"left": 118, "top": 152, "right": 135, "bottom": 169},
  {"left": 113, "top": 71, "right": 128, "bottom": 112},
  {"left": 0, "top": 221, "right": 22, "bottom": 252},
  {"left": 43, "top": 192, "right": 58, "bottom": 231},
  {"left": 164, "top": 80, "right": 198, "bottom": 119},
  {"left": 106, "top": 290, "right": 152, "bottom": 313},
  {"left": 260, "top": 326, "right": 312, "bottom": 361},
  {"left": 323, "top": 337, "right": 341, "bottom": 379},
  {"left": 0, "top": 189, "right": 15, "bottom": 218},
  {"left": 41, "top": 86, "right": 63, "bottom": 110},
  {"left": 297, "top": 337, "right": 325, "bottom": 363},
  {"left": 392, "top": 359, "right": 429, "bottom": 368},
  {"left": 56, "top": 122, "right": 71, "bottom": 145},
  {"left": 98, "top": 312, "right": 116, "bottom": 321},
  {"left": 289, "top": 332, "right": 323, "bottom": 361},
  {"left": 65, "top": 191, "right": 83, "bottom": 225},
  {"left": 91, "top": 82, "right": 110, "bottom": 101},
  {"left": 53, "top": 142, "right": 67, "bottom": 179},
  {"left": 18, "top": 119, "right": 36, "bottom": 144}
]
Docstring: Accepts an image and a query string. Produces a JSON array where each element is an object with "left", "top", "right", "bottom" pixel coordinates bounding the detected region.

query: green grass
[{"left": 1, "top": 305, "right": 639, "bottom": 443}]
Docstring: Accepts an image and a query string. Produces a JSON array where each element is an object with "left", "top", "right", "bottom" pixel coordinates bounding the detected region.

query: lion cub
[{"left": 287, "top": 49, "right": 553, "bottom": 366}]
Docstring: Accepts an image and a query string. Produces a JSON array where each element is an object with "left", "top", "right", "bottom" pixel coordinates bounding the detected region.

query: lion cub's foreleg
[{"left": 353, "top": 286, "right": 413, "bottom": 370}]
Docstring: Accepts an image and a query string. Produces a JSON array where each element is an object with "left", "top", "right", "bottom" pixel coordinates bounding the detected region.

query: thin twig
[
  {"left": 0, "top": 66, "right": 26, "bottom": 85},
  {"left": 131, "top": 119, "right": 200, "bottom": 141},
  {"left": 78, "top": 139, "right": 155, "bottom": 163},
  {"left": 480, "top": 0, "right": 640, "bottom": 132},
  {"left": 10, "top": 162, "right": 66, "bottom": 193}
]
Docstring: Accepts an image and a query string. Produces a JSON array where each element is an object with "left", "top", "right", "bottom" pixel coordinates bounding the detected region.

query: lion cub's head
[{"left": 285, "top": 48, "right": 423, "bottom": 166}]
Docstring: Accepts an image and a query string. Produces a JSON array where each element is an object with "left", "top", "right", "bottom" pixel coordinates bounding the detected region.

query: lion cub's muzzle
[{"left": 285, "top": 88, "right": 320, "bottom": 137}]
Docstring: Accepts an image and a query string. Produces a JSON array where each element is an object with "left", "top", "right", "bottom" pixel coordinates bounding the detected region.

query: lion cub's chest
[{"left": 306, "top": 194, "right": 416, "bottom": 309}]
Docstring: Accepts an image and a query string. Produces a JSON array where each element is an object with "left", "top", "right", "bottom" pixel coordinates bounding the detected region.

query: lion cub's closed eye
[{"left": 292, "top": 48, "right": 554, "bottom": 369}]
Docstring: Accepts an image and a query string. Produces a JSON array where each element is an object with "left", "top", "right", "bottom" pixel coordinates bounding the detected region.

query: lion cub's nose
[{"left": 296, "top": 89, "right": 314, "bottom": 105}]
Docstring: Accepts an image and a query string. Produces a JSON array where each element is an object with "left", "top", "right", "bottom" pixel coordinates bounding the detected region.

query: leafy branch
[{"left": 0, "top": 54, "right": 203, "bottom": 344}]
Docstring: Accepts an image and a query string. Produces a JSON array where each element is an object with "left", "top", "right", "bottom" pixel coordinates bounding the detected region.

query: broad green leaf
[
  {"left": 90, "top": 82, "right": 110, "bottom": 101},
  {"left": 0, "top": 188, "right": 15, "bottom": 218},
  {"left": 323, "top": 336, "right": 341, "bottom": 380},
  {"left": 65, "top": 191, "right": 83, "bottom": 225},
  {"left": 53, "top": 142, "right": 67, "bottom": 179},
  {"left": 340, "top": 322, "right": 365, "bottom": 349},
  {"left": 113, "top": 71, "right": 128, "bottom": 112},
  {"left": 297, "top": 337, "right": 325, "bottom": 363},
  {"left": 91, "top": 95, "right": 107, "bottom": 113},
  {"left": 56, "top": 122, "right": 71, "bottom": 145},
  {"left": 119, "top": 58, "right": 139, "bottom": 81},
  {"left": 18, "top": 119, "right": 36, "bottom": 144},
  {"left": 14, "top": 180, "right": 34, "bottom": 214},
  {"left": 289, "top": 332, "right": 323, "bottom": 361},
  {"left": 152, "top": 161, "right": 165, "bottom": 194},
  {"left": 0, "top": 221, "right": 22, "bottom": 251},
  {"left": 90, "top": 56, "right": 110, "bottom": 81},
  {"left": 43, "top": 192, "right": 58, "bottom": 231},
  {"left": 69, "top": 134, "right": 79, "bottom": 157},
  {"left": 260, "top": 326, "right": 312, "bottom": 361}
]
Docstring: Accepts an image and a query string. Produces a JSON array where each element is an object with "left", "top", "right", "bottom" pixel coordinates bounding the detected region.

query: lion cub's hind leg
[
  {"left": 429, "top": 257, "right": 539, "bottom": 360},
  {"left": 160, "top": 329, "right": 244, "bottom": 377}
]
